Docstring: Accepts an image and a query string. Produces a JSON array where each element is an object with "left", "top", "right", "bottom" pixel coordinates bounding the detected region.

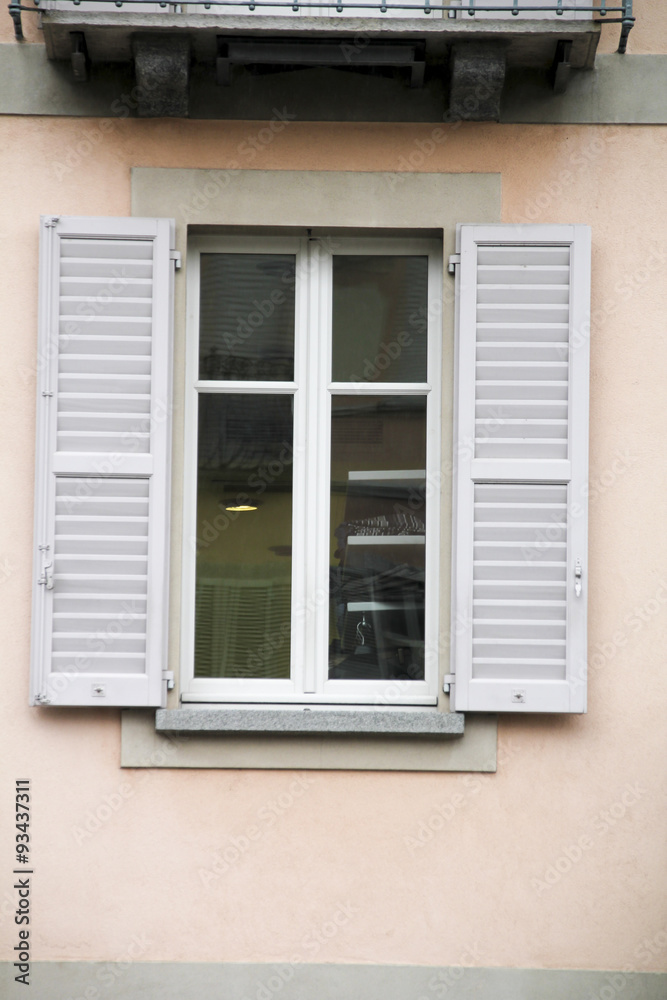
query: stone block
[
  {"left": 448, "top": 41, "right": 507, "bottom": 121},
  {"left": 132, "top": 34, "right": 191, "bottom": 118}
]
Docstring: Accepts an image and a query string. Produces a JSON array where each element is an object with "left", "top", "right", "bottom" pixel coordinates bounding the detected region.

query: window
[
  {"left": 182, "top": 236, "right": 443, "bottom": 705},
  {"left": 30, "top": 206, "right": 589, "bottom": 720}
]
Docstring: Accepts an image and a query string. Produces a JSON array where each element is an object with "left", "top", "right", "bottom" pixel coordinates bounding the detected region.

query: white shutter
[
  {"left": 30, "top": 216, "right": 174, "bottom": 707},
  {"left": 451, "top": 224, "right": 590, "bottom": 713}
]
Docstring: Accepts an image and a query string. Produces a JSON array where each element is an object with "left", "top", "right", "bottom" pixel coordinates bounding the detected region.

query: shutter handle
[
  {"left": 574, "top": 559, "right": 582, "bottom": 598},
  {"left": 38, "top": 545, "right": 54, "bottom": 590},
  {"left": 38, "top": 562, "right": 54, "bottom": 590}
]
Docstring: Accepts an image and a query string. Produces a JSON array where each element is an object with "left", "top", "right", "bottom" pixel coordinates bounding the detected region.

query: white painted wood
[
  {"left": 347, "top": 535, "right": 426, "bottom": 546},
  {"left": 30, "top": 216, "right": 173, "bottom": 707},
  {"left": 182, "top": 236, "right": 442, "bottom": 705},
  {"left": 451, "top": 224, "right": 590, "bottom": 713}
]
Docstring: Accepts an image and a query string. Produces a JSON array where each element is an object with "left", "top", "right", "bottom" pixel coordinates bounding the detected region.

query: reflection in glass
[
  {"left": 328, "top": 396, "right": 427, "bottom": 681},
  {"left": 195, "top": 394, "right": 293, "bottom": 679},
  {"left": 199, "top": 254, "right": 296, "bottom": 381},
  {"left": 332, "top": 256, "right": 427, "bottom": 384}
]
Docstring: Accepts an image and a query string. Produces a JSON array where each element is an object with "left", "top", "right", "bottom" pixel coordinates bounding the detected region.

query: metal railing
[{"left": 8, "top": 0, "right": 635, "bottom": 52}]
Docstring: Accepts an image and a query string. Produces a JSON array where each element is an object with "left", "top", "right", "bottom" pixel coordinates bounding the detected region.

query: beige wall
[{"left": 1, "top": 118, "right": 666, "bottom": 973}]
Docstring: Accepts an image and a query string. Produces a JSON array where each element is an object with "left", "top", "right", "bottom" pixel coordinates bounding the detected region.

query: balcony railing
[{"left": 9, "top": 0, "right": 635, "bottom": 51}]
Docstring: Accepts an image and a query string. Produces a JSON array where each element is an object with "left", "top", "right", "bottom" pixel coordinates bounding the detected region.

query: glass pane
[
  {"left": 332, "top": 256, "right": 428, "bottom": 384},
  {"left": 199, "top": 254, "right": 296, "bottom": 381},
  {"left": 194, "top": 394, "right": 293, "bottom": 679},
  {"left": 328, "top": 396, "right": 427, "bottom": 681}
]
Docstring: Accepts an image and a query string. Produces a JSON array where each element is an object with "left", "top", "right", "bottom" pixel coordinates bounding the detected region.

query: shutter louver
[
  {"left": 452, "top": 225, "right": 590, "bottom": 713},
  {"left": 30, "top": 217, "right": 173, "bottom": 707}
]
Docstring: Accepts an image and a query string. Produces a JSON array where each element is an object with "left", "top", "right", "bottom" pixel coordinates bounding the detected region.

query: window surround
[{"left": 121, "top": 166, "right": 501, "bottom": 771}]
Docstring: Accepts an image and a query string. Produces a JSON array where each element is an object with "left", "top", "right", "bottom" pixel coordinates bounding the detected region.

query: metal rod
[
  {"left": 618, "top": 0, "right": 634, "bottom": 54},
  {"left": 8, "top": 0, "right": 23, "bottom": 38},
  {"left": 8, "top": 0, "right": 630, "bottom": 7},
  {"left": 6, "top": 0, "right": 632, "bottom": 14}
]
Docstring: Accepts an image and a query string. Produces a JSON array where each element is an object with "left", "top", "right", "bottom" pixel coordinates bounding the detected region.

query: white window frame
[{"left": 181, "top": 234, "right": 443, "bottom": 706}]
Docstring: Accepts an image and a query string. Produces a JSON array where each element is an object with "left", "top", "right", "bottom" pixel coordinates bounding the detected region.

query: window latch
[
  {"left": 574, "top": 559, "right": 582, "bottom": 598},
  {"left": 38, "top": 562, "right": 53, "bottom": 590},
  {"left": 37, "top": 544, "right": 53, "bottom": 590}
]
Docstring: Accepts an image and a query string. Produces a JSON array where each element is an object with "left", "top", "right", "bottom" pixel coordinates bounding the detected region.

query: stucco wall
[{"left": 0, "top": 119, "right": 666, "bottom": 978}]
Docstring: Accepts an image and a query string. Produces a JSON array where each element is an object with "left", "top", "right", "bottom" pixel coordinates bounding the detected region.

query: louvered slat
[
  {"left": 475, "top": 244, "right": 570, "bottom": 462},
  {"left": 472, "top": 483, "right": 568, "bottom": 682},
  {"left": 50, "top": 477, "right": 149, "bottom": 674},
  {"left": 57, "top": 236, "right": 155, "bottom": 454}
]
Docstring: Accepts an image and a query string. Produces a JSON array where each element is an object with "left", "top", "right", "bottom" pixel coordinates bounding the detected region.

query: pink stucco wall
[{"left": 0, "top": 118, "right": 666, "bottom": 973}]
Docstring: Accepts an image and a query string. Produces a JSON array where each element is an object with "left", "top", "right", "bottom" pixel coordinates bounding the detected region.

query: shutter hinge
[
  {"left": 170, "top": 250, "right": 182, "bottom": 271},
  {"left": 443, "top": 673, "right": 456, "bottom": 693},
  {"left": 163, "top": 670, "right": 175, "bottom": 690},
  {"left": 34, "top": 692, "right": 52, "bottom": 705},
  {"left": 447, "top": 253, "right": 460, "bottom": 275},
  {"left": 44, "top": 216, "right": 60, "bottom": 229}
]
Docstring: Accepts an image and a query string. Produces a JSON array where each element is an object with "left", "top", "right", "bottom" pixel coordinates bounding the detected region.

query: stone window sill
[{"left": 155, "top": 707, "right": 465, "bottom": 737}]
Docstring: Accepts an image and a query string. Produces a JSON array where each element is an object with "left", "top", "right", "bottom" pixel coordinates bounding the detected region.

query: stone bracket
[
  {"left": 70, "top": 31, "right": 89, "bottom": 83},
  {"left": 448, "top": 41, "right": 507, "bottom": 122},
  {"left": 550, "top": 38, "right": 573, "bottom": 94},
  {"left": 132, "top": 33, "right": 191, "bottom": 118}
]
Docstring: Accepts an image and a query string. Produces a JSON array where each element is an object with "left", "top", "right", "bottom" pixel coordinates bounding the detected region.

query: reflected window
[{"left": 185, "top": 237, "right": 441, "bottom": 704}]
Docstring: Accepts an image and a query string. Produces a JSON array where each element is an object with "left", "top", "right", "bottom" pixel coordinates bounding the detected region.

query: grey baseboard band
[{"left": 1, "top": 961, "right": 665, "bottom": 1000}]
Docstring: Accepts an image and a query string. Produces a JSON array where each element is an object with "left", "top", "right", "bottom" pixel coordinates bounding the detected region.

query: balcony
[{"left": 9, "top": 1, "right": 635, "bottom": 118}]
